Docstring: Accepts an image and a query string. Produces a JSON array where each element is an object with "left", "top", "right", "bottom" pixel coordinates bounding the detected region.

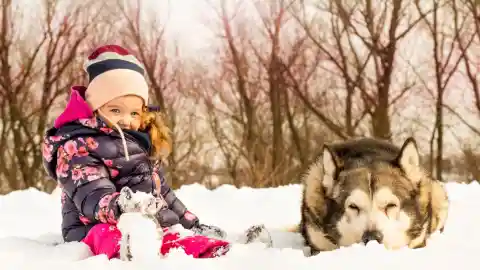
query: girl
[{"left": 41, "top": 45, "right": 229, "bottom": 259}]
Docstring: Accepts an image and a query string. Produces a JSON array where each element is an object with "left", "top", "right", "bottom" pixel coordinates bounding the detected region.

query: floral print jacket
[{"left": 42, "top": 86, "right": 199, "bottom": 242}]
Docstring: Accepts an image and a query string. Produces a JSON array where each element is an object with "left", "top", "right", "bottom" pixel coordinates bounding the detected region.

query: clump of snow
[
  {"left": 117, "top": 212, "right": 163, "bottom": 262},
  {"left": 0, "top": 182, "right": 479, "bottom": 270}
]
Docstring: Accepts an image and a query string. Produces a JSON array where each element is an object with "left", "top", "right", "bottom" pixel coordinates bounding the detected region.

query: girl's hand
[{"left": 117, "top": 186, "right": 166, "bottom": 217}]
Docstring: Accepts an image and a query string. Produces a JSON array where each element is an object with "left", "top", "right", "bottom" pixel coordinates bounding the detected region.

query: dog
[
  {"left": 291, "top": 137, "right": 449, "bottom": 256},
  {"left": 117, "top": 186, "right": 167, "bottom": 261}
]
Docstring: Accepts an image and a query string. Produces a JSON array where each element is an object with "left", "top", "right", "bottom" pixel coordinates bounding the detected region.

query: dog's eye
[
  {"left": 385, "top": 203, "right": 397, "bottom": 210},
  {"left": 348, "top": 203, "right": 360, "bottom": 212},
  {"left": 384, "top": 203, "right": 397, "bottom": 215}
]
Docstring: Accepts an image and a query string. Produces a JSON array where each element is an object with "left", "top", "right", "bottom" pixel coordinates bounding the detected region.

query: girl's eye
[
  {"left": 131, "top": 112, "right": 140, "bottom": 117},
  {"left": 110, "top": 109, "right": 120, "bottom": 114}
]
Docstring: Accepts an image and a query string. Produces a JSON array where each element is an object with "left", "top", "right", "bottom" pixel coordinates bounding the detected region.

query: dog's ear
[
  {"left": 322, "top": 145, "right": 342, "bottom": 196},
  {"left": 396, "top": 137, "right": 422, "bottom": 184}
]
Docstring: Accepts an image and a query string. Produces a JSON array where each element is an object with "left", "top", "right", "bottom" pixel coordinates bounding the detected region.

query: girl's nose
[{"left": 117, "top": 118, "right": 130, "bottom": 129}]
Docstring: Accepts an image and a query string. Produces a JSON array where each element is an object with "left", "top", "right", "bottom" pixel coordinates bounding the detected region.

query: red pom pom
[{"left": 87, "top": 45, "right": 130, "bottom": 60}]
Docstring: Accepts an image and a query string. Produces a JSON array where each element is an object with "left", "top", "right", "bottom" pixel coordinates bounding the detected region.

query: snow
[{"left": 0, "top": 181, "right": 479, "bottom": 270}]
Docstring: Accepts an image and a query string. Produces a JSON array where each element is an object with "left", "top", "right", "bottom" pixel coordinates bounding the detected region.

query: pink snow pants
[{"left": 81, "top": 223, "right": 230, "bottom": 259}]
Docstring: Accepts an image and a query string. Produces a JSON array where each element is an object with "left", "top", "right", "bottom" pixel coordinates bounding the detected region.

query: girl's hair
[{"left": 140, "top": 109, "right": 172, "bottom": 163}]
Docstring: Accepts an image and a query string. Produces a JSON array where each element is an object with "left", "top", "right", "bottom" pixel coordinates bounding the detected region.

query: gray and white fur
[
  {"left": 289, "top": 137, "right": 450, "bottom": 256},
  {"left": 237, "top": 224, "right": 273, "bottom": 248}
]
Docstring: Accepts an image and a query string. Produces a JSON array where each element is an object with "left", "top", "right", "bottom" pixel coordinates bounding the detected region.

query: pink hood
[
  {"left": 54, "top": 86, "right": 94, "bottom": 129},
  {"left": 52, "top": 85, "right": 133, "bottom": 161}
]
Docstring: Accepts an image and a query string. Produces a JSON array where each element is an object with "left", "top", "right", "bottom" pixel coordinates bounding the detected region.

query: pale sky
[{"left": 153, "top": 0, "right": 222, "bottom": 57}]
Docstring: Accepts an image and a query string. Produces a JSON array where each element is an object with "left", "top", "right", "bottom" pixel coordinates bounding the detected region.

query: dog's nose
[{"left": 361, "top": 230, "right": 383, "bottom": 244}]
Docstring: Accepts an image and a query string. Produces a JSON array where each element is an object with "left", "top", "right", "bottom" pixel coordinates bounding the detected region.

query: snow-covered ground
[{"left": 0, "top": 182, "right": 479, "bottom": 270}]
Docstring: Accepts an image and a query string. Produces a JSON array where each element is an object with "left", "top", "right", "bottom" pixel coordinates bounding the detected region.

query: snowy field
[{"left": 0, "top": 182, "right": 479, "bottom": 270}]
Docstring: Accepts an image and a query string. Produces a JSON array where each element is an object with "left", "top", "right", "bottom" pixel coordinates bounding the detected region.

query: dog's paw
[{"left": 237, "top": 224, "right": 273, "bottom": 248}]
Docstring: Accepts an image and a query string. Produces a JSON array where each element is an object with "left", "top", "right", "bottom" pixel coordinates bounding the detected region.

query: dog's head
[
  {"left": 118, "top": 186, "right": 166, "bottom": 216},
  {"left": 320, "top": 137, "right": 430, "bottom": 250}
]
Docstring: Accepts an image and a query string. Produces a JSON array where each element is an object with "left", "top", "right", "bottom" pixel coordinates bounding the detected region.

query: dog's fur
[
  {"left": 116, "top": 187, "right": 166, "bottom": 261},
  {"left": 237, "top": 224, "right": 273, "bottom": 248},
  {"left": 294, "top": 137, "right": 449, "bottom": 256}
]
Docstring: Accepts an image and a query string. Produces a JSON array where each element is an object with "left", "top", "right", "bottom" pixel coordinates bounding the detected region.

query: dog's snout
[{"left": 361, "top": 230, "right": 383, "bottom": 244}]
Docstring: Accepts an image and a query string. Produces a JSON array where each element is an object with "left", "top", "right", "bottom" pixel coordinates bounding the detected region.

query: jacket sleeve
[
  {"left": 153, "top": 164, "right": 199, "bottom": 229},
  {"left": 56, "top": 137, "right": 121, "bottom": 225}
]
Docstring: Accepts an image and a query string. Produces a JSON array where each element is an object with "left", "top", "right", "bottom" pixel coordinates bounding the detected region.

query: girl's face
[{"left": 98, "top": 95, "right": 144, "bottom": 131}]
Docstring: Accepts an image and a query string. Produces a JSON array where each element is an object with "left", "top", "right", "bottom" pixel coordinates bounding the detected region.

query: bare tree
[
  {"left": 249, "top": 0, "right": 291, "bottom": 176},
  {"left": 0, "top": 0, "right": 104, "bottom": 193},
  {"left": 411, "top": 0, "right": 474, "bottom": 180},
  {"left": 201, "top": 0, "right": 319, "bottom": 187},
  {"left": 449, "top": 0, "right": 480, "bottom": 183},
  {"left": 290, "top": 0, "right": 427, "bottom": 141},
  {"left": 444, "top": 0, "right": 480, "bottom": 136},
  {"left": 250, "top": 0, "right": 338, "bottom": 181},
  {"left": 201, "top": 0, "right": 265, "bottom": 187}
]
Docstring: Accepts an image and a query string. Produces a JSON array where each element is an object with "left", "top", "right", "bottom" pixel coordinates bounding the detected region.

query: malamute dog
[{"left": 295, "top": 137, "right": 449, "bottom": 255}]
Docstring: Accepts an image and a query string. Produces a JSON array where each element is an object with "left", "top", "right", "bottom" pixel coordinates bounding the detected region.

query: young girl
[{"left": 41, "top": 45, "right": 229, "bottom": 259}]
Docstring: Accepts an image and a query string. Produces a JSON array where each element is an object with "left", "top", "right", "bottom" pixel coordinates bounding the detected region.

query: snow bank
[{"left": 0, "top": 182, "right": 478, "bottom": 270}]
